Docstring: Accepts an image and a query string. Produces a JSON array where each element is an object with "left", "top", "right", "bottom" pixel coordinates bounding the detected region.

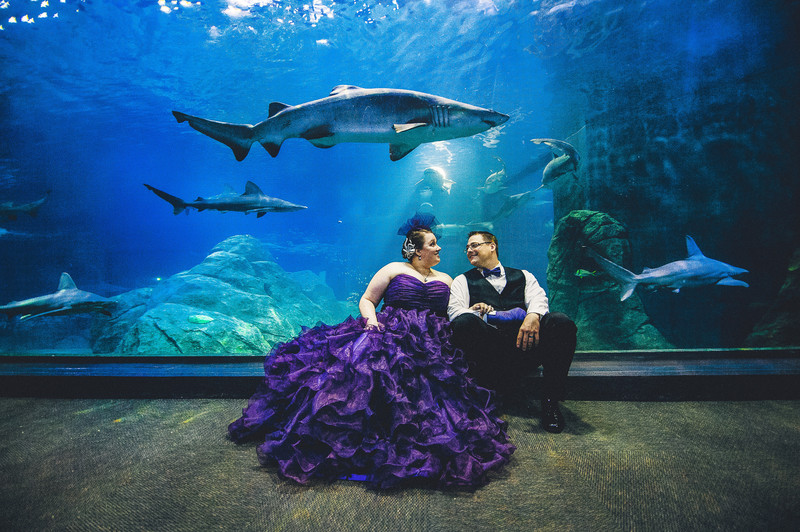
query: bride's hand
[{"left": 365, "top": 320, "right": 384, "bottom": 331}]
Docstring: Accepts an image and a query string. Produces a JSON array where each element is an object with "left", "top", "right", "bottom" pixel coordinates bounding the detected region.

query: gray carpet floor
[{"left": 1, "top": 398, "right": 798, "bottom": 531}]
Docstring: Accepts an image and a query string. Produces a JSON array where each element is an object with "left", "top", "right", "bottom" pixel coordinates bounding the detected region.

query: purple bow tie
[{"left": 483, "top": 267, "right": 502, "bottom": 278}]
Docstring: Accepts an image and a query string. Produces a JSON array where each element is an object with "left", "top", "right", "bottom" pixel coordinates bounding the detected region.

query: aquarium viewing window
[{"left": 0, "top": 0, "right": 797, "bottom": 378}]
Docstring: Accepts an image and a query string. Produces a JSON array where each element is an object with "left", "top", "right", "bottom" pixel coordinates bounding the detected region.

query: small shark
[
  {"left": 144, "top": 181, "right": 307, "bottom": 217},
  {"left": 415, "top": 167, "right": 455, "bottom": 195},
  {"left": 489, "top": 191, "right": 552, "bottom": 222},
  {"left": 587, "top": 236, "right": 749, "bottom": 301},
  {"left": 477, "top": 156, "right": 507, "bottom": 195},
  {"left": 433, "top": 221, "right": 495, "bottom": 238},
  {"left": 0, "top": 273, "right": 115, "bottom": 322},
  {"left": 530, "top": 138, "right": 580, "bottom": 191},
  {"left": 0, "top": 190, "right": 51, "bottom": 221},
  {"left": 173, "top": 85, "right": 509, "bottom": 161}
]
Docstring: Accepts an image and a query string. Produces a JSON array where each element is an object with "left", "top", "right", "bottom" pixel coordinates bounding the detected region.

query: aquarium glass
[{"left": 0, "top": 0, "right": 797, "bottom": 354}]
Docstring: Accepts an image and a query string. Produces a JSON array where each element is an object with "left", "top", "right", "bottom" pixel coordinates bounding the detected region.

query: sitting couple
[{"left": 229, "top": 215, "right": 577, "bottom": 489}]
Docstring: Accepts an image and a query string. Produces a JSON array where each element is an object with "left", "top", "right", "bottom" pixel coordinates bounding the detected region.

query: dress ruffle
[{"left": 230, "top": 295, "right": 514, "bottom": 489}]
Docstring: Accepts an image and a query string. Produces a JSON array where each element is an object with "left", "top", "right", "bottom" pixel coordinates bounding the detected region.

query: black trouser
[{"left": 450, "top": 312, "right": 577, "bottom": 401}]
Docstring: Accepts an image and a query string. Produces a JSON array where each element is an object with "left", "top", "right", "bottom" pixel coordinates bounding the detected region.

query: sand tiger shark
[
  {"left": 0, "top": 190, "right": 51, "bottom": 221},
  {"left": 172, "top": 85, "right": 509, "bottom": 161},
  {"left": 587, "top": 236, "right": 749, "bottom": 301},
  {"left": 144, "top": 181, "right": 306, "bottom": 217},
  {"left": 0, "top": 272, "right": 115, "bottom": 322}
]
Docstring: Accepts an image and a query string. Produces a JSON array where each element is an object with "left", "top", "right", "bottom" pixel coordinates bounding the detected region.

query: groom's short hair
[{"left": 468, "top": 231, "right": 499, "bottom": 259}]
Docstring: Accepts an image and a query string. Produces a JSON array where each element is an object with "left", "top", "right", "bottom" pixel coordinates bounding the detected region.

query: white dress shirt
[{"left": 447, "top": 263, "right": 549, "bottom": 321}]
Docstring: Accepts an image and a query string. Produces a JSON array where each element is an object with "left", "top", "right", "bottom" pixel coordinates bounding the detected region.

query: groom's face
[{"left": 466, "top": 234, "right": 497, "bottom": 269}]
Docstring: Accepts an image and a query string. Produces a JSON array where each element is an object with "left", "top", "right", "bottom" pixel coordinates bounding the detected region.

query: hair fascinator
[
  {"left": 397, "top": 212, "right": 440, "bottom": 237},
  {"left": 398, "top": 212, "right": 440, "bottom": 260}
]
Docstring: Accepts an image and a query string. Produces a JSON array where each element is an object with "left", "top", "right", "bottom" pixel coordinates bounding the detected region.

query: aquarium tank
[{"left": 0, "top": 0, "right": 797, "bottom": 355}]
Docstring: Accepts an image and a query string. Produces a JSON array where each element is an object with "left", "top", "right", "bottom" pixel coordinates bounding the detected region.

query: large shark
[
  {"left": 0, "top": 190, "right": 51, "bottom": 221},
  {"left": 0, "top": 273, "right": 115, "bottom": 322},
  {"left": 144, "top": 181, "right": 306, "bottom": 217},
  {"left": 587, "top": 236, "right": 749, "bottom": 301},
  {"left": 172, "top": 85, "right": 509, "bottom": 161}
]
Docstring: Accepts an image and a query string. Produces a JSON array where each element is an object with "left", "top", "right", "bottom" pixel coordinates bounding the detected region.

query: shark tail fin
[
  {"left": 144, "top": 184, "right": 187, "bottom": 215},
  {"left": 172, "top": 111, "right": 254, "bottom": 161},
  {"left": 586, "top": 248, "right": 639, "bottom": 301}
]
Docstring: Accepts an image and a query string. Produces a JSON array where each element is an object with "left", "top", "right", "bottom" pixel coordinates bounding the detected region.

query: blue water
[{"left": 0, "top": 1, "right": 795, "bottom": 333}]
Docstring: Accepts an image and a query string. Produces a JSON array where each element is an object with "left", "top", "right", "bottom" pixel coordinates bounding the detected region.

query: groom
[{"left": 448, "top": 231, "right": 577, "bottom": 433}]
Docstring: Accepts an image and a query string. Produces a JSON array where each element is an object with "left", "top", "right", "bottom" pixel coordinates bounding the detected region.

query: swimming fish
[{"left": 187, "top": 315, "right": 214, "bottom": 324}]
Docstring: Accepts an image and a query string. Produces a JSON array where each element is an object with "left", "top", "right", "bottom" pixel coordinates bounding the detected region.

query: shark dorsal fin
[
  {"left": 268, "top": 102, "right": 291, "bottom": 118},
  {"left": 685, "top": 235, "right": 704, "bottom": 258},
  {"left": 330, "top": 85, "right": 361, "bottom": 97},
  {"left": 58, "top": 272, "right": 77, "bottom": 291},
  {"left": 244, "top": 181, "right": 264, "bottom": 196}
]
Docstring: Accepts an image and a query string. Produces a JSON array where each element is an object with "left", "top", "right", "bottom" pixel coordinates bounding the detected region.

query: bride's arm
[{"left": 359, "top": 263, "right": 397, "bottom": 328}]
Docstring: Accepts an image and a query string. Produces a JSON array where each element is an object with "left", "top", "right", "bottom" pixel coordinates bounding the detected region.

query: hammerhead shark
[
  {"left": 0, "top": 273, "right": 115, "bottom": 322},
  {"left": 172, "top": 85, "right": 509, "bottom": 161},
  {"left": 0, "top": 190, "right": 51, "bottom": 221},
  {"left": 144, "top": 181, "right": 306, "bottom": 217},
  {"left": 587, "top": 236, "right": 749, "bottom": 301}
]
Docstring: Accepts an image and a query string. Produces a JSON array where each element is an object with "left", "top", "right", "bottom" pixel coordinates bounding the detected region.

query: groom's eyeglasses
[{"left": 464, "top": 242, "right": 492, "bottom": 253}]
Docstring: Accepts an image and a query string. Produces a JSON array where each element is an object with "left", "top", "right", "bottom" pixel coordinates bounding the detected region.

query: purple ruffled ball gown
[{"left": 228, "top": 273, "right": 515, "bottom": 489}]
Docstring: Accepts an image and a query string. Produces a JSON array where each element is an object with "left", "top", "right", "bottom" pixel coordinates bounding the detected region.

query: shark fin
[
  {"left": 715, "top": 278, "right": 749, "bottom": 288},
  {"left": 58, "top": 273, "right": 77, "bottom": 291},
  {"left": 302, "top": 125, "right": 334, "bottom": 141},
  {"left": 586, "top": 248, "right": 639, "bottom": 301},
  {"left": 144, "top": 184, "right": 187, "bottom": 215},
  {"left": 672, "top": 288, "right": 681, "bottom": 294},
  {"left": 260, "top": 141, "right": 282, "bottom": 157},
  {"left": 172, "top": 111, "right": 254, "bottom": 162},
  {"left": 389, "top": 143, "right": 419, "bottom": 161},
  {"left": 685, "top": 235, "right": 704, "bottom": 258},
  {"left": 244, "top": 181, "right": 264, "bottom": 196},
  {"left": 268, "top": 102, "right": 291, "bottom": 117},
  {"left": 620, "top": 284, "right": 638, "bottom": 301},
  {"left": 329, "top": 85, "right": 362, "bottom": 97},
  {"left": 393, "top": 123, "right": 427, "bottom": 133},
  {"left": 20, "top": 306, "right": 73, "bottom": 322},
  {"left": 257, "top": 212, "right": 266, "bottom": 218}
]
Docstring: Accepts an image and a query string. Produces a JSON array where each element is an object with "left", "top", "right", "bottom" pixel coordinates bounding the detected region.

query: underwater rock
[
  {"left": 546, "top": 210, "right": 672, "bottom": 350},
  {"left": 744, "top": 247, "right": 800, "bottom": 347},
  {"left": 114, "top": 303, "right": 271, "bottom": 354},
  {"left": 90, "top": 235, "right": 354, "bottom": 354}
]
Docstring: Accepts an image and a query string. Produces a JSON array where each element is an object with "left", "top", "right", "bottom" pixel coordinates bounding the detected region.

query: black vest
[{"left": 464, "top": 267, "right": 526, "bottom": 311}]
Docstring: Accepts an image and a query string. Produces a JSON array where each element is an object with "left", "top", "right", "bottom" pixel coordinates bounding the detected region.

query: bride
[{"left": 228, "top": 214, "right": 514, "bottom": 489}]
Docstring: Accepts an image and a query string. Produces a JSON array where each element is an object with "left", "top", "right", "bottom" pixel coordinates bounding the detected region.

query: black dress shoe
[{"left": 541, "top": 398, "right": 565, "bottom": 433}]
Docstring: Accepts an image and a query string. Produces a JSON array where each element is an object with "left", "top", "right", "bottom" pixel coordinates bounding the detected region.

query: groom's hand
[{"left": 516, "top": 313, "right": 541, "bottom": 350}]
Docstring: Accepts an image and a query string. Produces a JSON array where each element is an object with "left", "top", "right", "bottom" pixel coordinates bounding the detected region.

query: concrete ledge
[{"left": 1, "top": 348, "right": 798, "bottom": 400}]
